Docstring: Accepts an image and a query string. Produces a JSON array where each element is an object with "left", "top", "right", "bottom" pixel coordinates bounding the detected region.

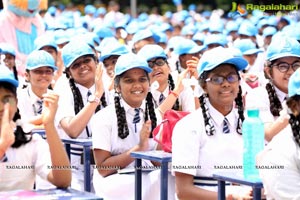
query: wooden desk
[
  {"left": 130, "top": 150, "right": 172, "bottom": 200},
  {"left": 213, "top": 172, "right": 263, "bottom": 200}
]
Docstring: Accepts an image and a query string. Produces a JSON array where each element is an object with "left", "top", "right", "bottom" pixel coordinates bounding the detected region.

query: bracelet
[{"left": 169, "top": 91, "right": 179, "bottom": 98}]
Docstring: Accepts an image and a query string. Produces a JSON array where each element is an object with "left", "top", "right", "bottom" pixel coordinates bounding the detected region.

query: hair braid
[
  {"left": 289, "top": 114, "right": 300, "bottom": 147},
  {"left": 69, "top": 78, "right": 84, "bottom": 114},
  {"left": 145, "top": 92, "right": 157, "bottom": 137},
  {"left": 114, "top": 94, "right": 129, "bottom": 139},
  {"left": 235, "top": 85, "right": 245, "bottom": 135},
  {"left": 168, "top": 74, "right": 180, "bottom": 110},
  {"left": 199, "top": 94, "right": 215, "bottom": 136},
  {"left": 265, "top": 82, "right": 282, "bottom": 116}
]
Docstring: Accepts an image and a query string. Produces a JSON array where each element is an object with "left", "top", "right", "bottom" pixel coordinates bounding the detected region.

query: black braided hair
[
  {"left": 12, "top": 66, "right": 18, "bottom": 81},
  {"left": 114, "top": 73, "right": 157, "bottom": 139},
  {"left": 65, "top": 55, "right": 107, "bottom": 114},
  {"left": 0, "top": 82, "right": 32, "bottom": 148},
  {"left": 234, "top": 85, "right": 245, "bottom": 135},
  {"left": 199, "top": 94, "right": 215, "bottom": 136},
  {"left": 286, "top": 95, "right": 300, "bottom": 148},
  {"left": 198, "top": 66, "right": 244, "bottom": 136},
  {"left": 265, "top": 82, "right": 282, "bottom": 117},
  {"left": 168, "top": 74, "right": 180, "bottom": 110}
]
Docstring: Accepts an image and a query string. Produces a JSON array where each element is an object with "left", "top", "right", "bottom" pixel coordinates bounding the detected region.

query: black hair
[
  {"left": 265, "top": 60, "right": 283, "bottom": 117},
  {"left": 167, "top": 74, "right": 180, "bottom": 110},
  {"left": 0, "top": 82, "right": 32, "bottom": 148},
  {"left": 287, "top": 95, "right": 300, "bottom": 148},
  {"left": 114, "top": 73, "right": 157, "bottom": 139},
  {"left": 64, "top": 55, "right": 107, "bottom": 127},
  {"left": 198, "top": 66, "right": 245, "bottom": 136}
]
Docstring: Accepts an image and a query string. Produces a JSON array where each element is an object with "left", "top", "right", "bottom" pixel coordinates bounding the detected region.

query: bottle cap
[{"left": 247, "top": 109, "right": 259, "bottom": 117}]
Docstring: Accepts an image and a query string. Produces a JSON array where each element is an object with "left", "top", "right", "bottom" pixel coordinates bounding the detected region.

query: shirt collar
[
  {"left": 121, "top": 98, "right": 146, "bottom": 114},
  {"left": 274, "top": 85, "right": 288, "bottom": 102},
  {"left": 207, "top": 100, "right": 236, "bottom": 128}
]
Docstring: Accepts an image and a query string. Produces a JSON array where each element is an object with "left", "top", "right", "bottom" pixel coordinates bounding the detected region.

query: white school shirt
[
  {"left": 17, "top": 85, "right": 51, "bottom": 121},
  {"left": 257, "top": 126, "right": 300, "bottom": 199},
  {"left": 172, "top": 101, "right": 243, "bottom": 181},
  {"left": 0, "top": 134, "right": 51, "bottom": 191},
  {"left": 245, "top": 84, "right": 287, "bottom": 124},
  {"left": 151, "top": 85, "right": 195, "bottom": 112},
  {"left": 91, "top": 99, "right": 162, "bottom": 199}
]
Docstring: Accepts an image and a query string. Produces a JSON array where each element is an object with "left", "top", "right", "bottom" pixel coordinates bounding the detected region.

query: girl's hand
[
  {"left": 41, "top": 92, "right": 59, "bottom": 126},
  {"left": 186, "top": 56, "right": 199, "bottom": 79},
  {"left": 95, "top": 63, "right": 104, "bottom": 97},
  {"left": 0, "top": 103, "right": 15, "bottom": 151},
  {"left": 174, "top": 69, "right": 190, "bottom": 94},
  {"left": 138, "top": 120, "right": 152, "bottom": 151}
]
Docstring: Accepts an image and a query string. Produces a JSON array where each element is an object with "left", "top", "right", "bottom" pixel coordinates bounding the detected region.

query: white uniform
[
  {"left": 0, "top": 134, "right": 51, "bottom": 191},
  {"left": 245, "top": 84, "right": 287, "bottom": 124},
  {"left": 91, "top": 99, "right": 168, "bottom": 200},
  {"left": 151, "top": 85, "right": 195, "bottom": 112},
  {"left": 257, "top": 126, "right": 300, "bottom": 199},
  {"left": 16, "top": 85, "right": 54, "bottom": 189},
  {"left": 172, "top": 101, "right": 244, "bottom": 192},
  {"left": 17, "top": 85, "right": 51, "bottom": 121},
  {"left": 54, "top": 80, "right": 100, "bottom": 191}
]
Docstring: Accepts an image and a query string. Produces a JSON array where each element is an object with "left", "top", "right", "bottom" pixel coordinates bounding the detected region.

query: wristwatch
[{"left": 88, "top": 95, "right": 101, "bottom": 104}]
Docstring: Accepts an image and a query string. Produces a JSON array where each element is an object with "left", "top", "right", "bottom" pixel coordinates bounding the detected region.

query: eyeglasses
[
  {"left": 147, "top": 58, "right": 166, "bottom": 68},
  {"left": 205, "top": 74, "right": 239, "bottom": 85},
  {"left": 272, "top": 62, "right": 300, "bottom": 73},
  {"left": 1, "top": 95, "right": 16, "bottom": 105},
  {"left": 31, "top": 69, "right": 54, "bottom": 75}
]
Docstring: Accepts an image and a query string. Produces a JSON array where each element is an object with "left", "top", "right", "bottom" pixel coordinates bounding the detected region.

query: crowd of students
[{"left": 1, "top": 0, "right": 300, "bottom": 199}]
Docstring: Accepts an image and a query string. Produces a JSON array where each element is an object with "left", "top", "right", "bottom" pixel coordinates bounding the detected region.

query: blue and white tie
[
  {"left": 36, "top": 99, "right": 43, "bottom": 115},
  {"left": 159, "top": 93, "right": 165, "bottom": 104},
  {"left": 133, "top": 108, "right": 141, "bottom": 133},
  {"left": 87, "top": 90, "right": 92, "bottom": 102},
  {"left": 223, "top": 118, "right": 230, "bottom": 134}
]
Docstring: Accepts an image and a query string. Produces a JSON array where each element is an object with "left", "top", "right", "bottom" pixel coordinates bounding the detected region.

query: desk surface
[
  {"left": 0, "top": 188, "right": 102, "bottom": 200},
  {"left": 62, "top": 138, "right": 92, "bottom": 146},
  {"left": 131, "top": 150, "right": 172, "bottom": 162},
  {"left": 213, "top": 171, "right": 263, "bottom": 188}
]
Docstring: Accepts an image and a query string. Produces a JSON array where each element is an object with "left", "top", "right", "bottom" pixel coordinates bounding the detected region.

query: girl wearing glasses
[
  {"left": 172, "top": 47, "right": 253, "bottom": 199},
  {"left": 246, "top": 36, "right": 300, "bottom": 142},
  {"left": 138, "top": 44, "right": 196, "bottom": 112},
  {"left": 257, "top": 69, "right": 300, "bottom": 199},
  {"left": 0, "top": 66, "right": 71, "bottom": 190},
  {"left": 54, "top": 40, "right": 107, "bottom": 191}
]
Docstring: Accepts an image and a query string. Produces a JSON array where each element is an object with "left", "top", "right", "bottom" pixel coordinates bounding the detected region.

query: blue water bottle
[{"left": 242, "top": 109, "right": 264, "bottom": 180}]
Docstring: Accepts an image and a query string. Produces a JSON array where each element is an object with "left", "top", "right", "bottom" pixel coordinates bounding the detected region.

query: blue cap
[
  {"left": 0, "top": 43, "right": 16, "bottom": 56},
  {"left": 34, "top": 35, "right": 58, "bottom": 51},
  {"left": 84, "top": 5, "right": 96, "bottom": 15},
  {"left": 238, "top": 22, "right": 258, "bottom": 36},
  {"left": 262, "top": 26, "right": 277, "bottom": 37},
  {"left": 115, "top": 53, "right": 152, "bottom": 76},
  {"left": 233, "top": 39, "right": 263, "bottom": 55},
  {"left": 137, "top": 44, "right": 167, "bottom": 61},
  {"left": 93, "top": 26, "right": 114, "bottom": 39},
  {"left": 181, "top": 25, "right": 197, "bottom": 36},
  {"left": 99, "top": 43, "right": 129, "bottom": 62},
  {"left": 26, "top": 50, "right": 58, "bottom": 71},
  {"left": 198, "top": 46, "right": 248, "bottom": 77},
  {"left": 266, "top": 36, "right": 300, "bottom": 61},
  {"left": 95, "top": 37, "right": 118, "bottom": 53},
  {"left": 96, "top": 7, "right": 106, "bottom": 16},
  {"left": 54, "top": 29, "right": 70, "bottom": 45},
  {"left": 62, "top": 41, "right": 94, "bottom": 68},
  {"left": 204, "top": 34, "right": 227, "bottom": 47},
  {"left": 225, "top": 21, "right": 239, "bottom": 34},
  {"left": 173, "top": 39, "right": 206, "bottom": 55},
  {"left": 282, "top": 25, "right": 300, "bottom": 41},
  {"left": 0, "top": 65, "right": 18, "bottom": 87},
  {"left": 288, "top": 69, "right": 300, "bottom": 97},
  {"left": 192, "top": 32, "right": 205, "bottom": 43},
  {"left": 132, "top": 29, "right": 153, "bottom": 43},
  {"left": 209, "top": 21, "right": 224, "bottom": 33}
]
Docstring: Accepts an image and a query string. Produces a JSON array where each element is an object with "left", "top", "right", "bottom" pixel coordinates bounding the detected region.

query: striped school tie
[
  {"left": 159, "top": 93, "right": 165, "bottom": 104},
  {"left": 223, "top": 118, "right": 230, "bottom": 134},
  {"left": 36, "top": 99, "right": 43, "bottom": 115},
  {"left": 133, "top": 108, "right": 141, "bottom": 133}
]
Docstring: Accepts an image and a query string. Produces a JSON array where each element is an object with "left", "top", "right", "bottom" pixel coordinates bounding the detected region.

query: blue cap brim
[{"left": 0, "top": 78, "right": 19, "bottom": 87}]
